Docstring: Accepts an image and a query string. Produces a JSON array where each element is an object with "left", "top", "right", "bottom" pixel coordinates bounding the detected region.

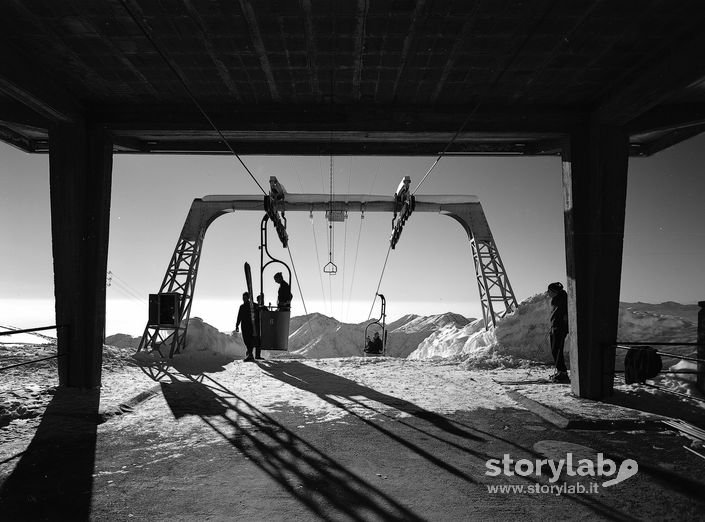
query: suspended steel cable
[
  {"left": 345, "top": 213, "right": 364, "bottom": 321},
  {"left": 109, "top": 279, "right": 148, "bottom": 305},
  {"left": 309, "top": 214, "right": 329, "bottom": 315},
  {"left": 117, "top": 0, "right": 266, "bottom": 195},
  {"left": 107, "top": 270, "right": 148, "bottom": 304},
  {"left": 328, "top": 271, "right": 333, "bottom": 317},
  {"left": 327, "top": 154, "right": 336, "bottom": 272},
  {"left": 340, "top": 157, "right": 353, "bottom": 319},
  {"left": 286, "top": 246, "right": 315, "bottom": 337},
  {"left": 340, "top": 211, "right": 348, "bottom": 320},
  {"left": 411, "top": 0, "right": 559, "bottom": 196},
  {"left": 366, "top": 243, "right": 392, "bottom": 321},
  {"left": 108, "top": 270, "right": 144, "bottom": 296}
]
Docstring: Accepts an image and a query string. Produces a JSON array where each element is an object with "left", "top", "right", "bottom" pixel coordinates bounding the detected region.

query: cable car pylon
[{"left": 135, "top": 178, "right": 517, "bottom": 373}]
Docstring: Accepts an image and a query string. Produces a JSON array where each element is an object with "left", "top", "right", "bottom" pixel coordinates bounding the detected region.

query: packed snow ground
[{"left": 1, "top": 294, "right": 703, "bottom": 440}]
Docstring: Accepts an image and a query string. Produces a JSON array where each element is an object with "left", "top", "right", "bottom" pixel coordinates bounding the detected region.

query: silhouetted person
[
  {"left": 236, "top": 292, "right": 257, "bottom": 362},
  {"left": 274, "top": 272, "right": 292, "bottom": 311},
  {"left": 547, "top": 282, "right": 569, "bottom": 382},
  {"left": 365, "top": 331, "right": 383, "bottom": 354}
]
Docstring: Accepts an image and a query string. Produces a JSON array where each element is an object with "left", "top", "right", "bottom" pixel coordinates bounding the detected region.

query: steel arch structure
[{"left": 136, "top": 194, "right": 518, "bottom": 358}]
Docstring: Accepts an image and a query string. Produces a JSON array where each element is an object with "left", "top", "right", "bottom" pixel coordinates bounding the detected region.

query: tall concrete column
[
  {"left": 49, "top": 122, "right": 113, "bottom": 388},
  {"left": 561, "top": 123, "right": 629, "bottom": 399}
]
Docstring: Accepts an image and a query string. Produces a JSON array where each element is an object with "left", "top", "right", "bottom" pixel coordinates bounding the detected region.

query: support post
[
  {"left": 562, "top": 123, "right": 629, "bottom": 399},
  {"left": 698, "top": 301, "right": 705, "bottom": 395},
  {"left": 49, "top": 122, "right": 113, "bottom": 388}
]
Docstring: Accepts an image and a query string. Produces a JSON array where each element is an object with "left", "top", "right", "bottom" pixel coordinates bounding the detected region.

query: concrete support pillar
[
  {"left": 561, "top": 123, "right": 629, "bottom": 399},
  {"left": 49, "top": 122, "right": 113, "bottom": 388},
  {"left": 698, "top": 301, "right": 705, "bottom": 395}
]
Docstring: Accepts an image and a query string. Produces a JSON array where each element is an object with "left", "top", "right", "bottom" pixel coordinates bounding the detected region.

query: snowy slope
[
  {"left": 408, "top": 292, "right": 553, "bottom": 368},
  {"left": 407, "top": 294, "right": 700, "bottom": 370},
  {"left": 286, "top": 312, "right": 471, "bottom": 358}
]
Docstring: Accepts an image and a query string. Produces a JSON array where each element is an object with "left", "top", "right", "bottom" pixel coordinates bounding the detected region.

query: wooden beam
[
  {"left": 238, "top": 0, "right": 280, "bottom": 102},
  {"left": 352, "top": 0, "right": 368, "bottom": 100},
  {"left": 431, "top": 7, "right": 479, "bottom": 104},
  {"left": 562, "top": 123, "right": 629, "bottom": 399},
  {"left": 300, "top": 0, "right": 321, "bottom": 97},
  {"left": 7, "top": 0, "right": 116, "bottom": 97},
  {"left": 391, "top": 0, "right": 427, "bottom": 100},
  {"left": 596, "top": 27, "right": 705, "bottom": 126},
  {"left": 109, "top": 137, "right": 550, "bottom": 156},
  {"left": 111, "top": 134, "right": 146, "bottom": 152},
  {"left": 0, "top": 124, "right": 35, "bottom": 152},
  {"left": 637, "top": 124, "right": 705, "bottom": 157},
  {"left": 49, "top": 122, "right": 113, "bottom": 388},
  {"left": 180, "top": 0, "right": 242, "bottom": 102},
  {"left": 96, "top": 102, "right": 583, "bottom": 132},
  {"left": 627, "top": 103, "right": 705, "bottom": 134},
  {"left": 0, "top": 46, "right": 82, "bottom": 122},
  {"left": 0, "top": 102, "right": 51, "bottom": 129}
]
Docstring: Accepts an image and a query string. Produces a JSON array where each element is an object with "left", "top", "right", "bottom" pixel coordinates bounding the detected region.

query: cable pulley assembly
[
  {"left": 390, "top": 176, "right": 415, "bottom": 249},
  {"left": 264, "top": 176, "right": 288, "bottom": 247}
]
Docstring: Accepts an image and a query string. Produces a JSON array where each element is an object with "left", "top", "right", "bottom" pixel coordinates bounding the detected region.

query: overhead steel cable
[
  {"left": 366, "top": 243, "right": 392, "bottom": 321},
  {"left": 339, "top": 156, "right": 353, "bottom": 319},
  {"left": 286, "top": 246, "right": 315, "bottom": 337},
  {"left": 340, "top": 211, "right": 349, "bottom": 320},
  {"left": 109, "top": 279, "right": 148, "bottom": 305},
  {"left": 107, "top": 270, "right": 148, "bottom": 304},
  {"left": 117, "top": 0, "right": 266, "bottom": 195},
  {"left": 309, "top": 213, "right": 328, "bottom": 314},
  {"left": 345, "top": 213, "right": 364, "bottom": 321}
]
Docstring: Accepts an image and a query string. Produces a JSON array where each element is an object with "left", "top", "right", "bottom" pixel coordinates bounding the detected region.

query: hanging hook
[{"left": 323, "top": 261, "right": 338, "bottom": 275}]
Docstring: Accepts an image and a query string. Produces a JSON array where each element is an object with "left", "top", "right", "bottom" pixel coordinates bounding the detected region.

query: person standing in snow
[
  {"left": 274, "top": 272, "right": 292, "bottom": 311},
  {"left": 547, "top": 282, "right": 569, "bottom": 382},
  {"left": 235, "top": 292, "right": 257, "bottom": 362}
]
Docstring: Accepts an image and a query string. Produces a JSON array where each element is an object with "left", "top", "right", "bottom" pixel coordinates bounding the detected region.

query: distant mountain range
[
  {"left": 107, "top": 311, "right": 474, "bottom": 358},
  {"left": 288, "top": 311, "right": 472, "bottom": 358},
  {"left": 107, "top": 299, "right": 700, "bottom": 366}
]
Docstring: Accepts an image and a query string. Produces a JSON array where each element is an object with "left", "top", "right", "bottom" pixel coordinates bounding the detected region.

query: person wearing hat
[
  {"left": 547, "top": 282, "right": 569, "bottom": 382},
  {"left": 274, "top": 272, "right": 292, "bottom": 311}
]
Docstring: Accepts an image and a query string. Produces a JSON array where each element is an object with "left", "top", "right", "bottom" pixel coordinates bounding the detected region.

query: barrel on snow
[{"left": 259, "top": 308, "right": 290, "bottom": 351}]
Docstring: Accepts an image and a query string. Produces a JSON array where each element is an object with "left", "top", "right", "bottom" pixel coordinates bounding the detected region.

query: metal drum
[{"left": 259, "top": 308, "right": 290, "bottom": 351}]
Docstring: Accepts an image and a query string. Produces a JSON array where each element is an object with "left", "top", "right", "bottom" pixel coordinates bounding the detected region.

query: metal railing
[
  {"left": 614, "top": 342, "right": 705, "bottom": 365},
  {"left": 0, "top": 325, "right": 68, "bottom": 372},
  {"left": 612, "top": 342, "right": 705, "bottom": 403}
]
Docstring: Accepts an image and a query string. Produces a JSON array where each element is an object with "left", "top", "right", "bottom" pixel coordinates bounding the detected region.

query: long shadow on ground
[
  {"left": 606, "top": 387, "right": 705, "bottom": 429},
  {"left": 0, "top": 387, "right": 100, "bottom": 521},
  {"left": 160, "top": 373, "right": 424, "bottom": 521},
  {"left": 151, "top": 362, "right": 705, "bottom": 521},
  {"left": 258, "top": 360, "right": 489, "bottom": 484},
  {"left": 255, "top": 361, "right": 705, "bottom": 521}
]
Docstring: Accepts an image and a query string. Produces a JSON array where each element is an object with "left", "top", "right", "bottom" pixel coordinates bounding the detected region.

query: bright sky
[{"left": 1, "top": 134, "right": 704, "bottom": 336}]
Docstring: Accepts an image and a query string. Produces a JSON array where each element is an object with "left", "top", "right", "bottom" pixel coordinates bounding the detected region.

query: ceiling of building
[{"left": 2, "top": 0, "right": 705, "bottom": 157}]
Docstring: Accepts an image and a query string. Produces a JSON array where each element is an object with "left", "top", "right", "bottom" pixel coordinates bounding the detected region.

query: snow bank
[
  {"left": 132, "top": 317, "right": 246, "bottom": 372},
  {"left": 407, "top": 293, "right": 556, "bottom": 369},
  {"left": 408, "top": 294, "right": 702, "bottom": 376},
  {"left": 123, "top": 297, "right": 699, "bottom": 377}
]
